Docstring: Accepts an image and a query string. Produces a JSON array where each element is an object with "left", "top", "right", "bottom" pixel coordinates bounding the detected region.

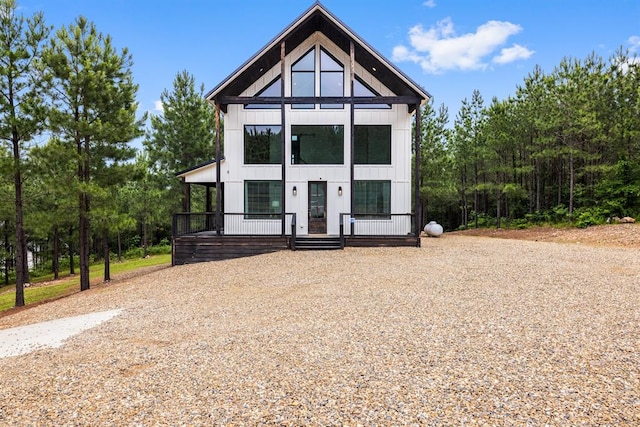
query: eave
[{"left": 206, "top": 2, "right": 430, "bottom": 113}]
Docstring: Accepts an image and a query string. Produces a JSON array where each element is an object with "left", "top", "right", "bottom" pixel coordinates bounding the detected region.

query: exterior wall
[{"left": 192, "top": 32, "right": 414, "bottom": 236}]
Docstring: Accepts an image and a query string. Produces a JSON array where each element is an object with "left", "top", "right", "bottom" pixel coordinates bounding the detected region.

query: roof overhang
[
  {"left": 176, "top": 158, "right": 224, "bottom": 184},
  {"left": 206, "top": 2, "right": 430, "bottom": 113}
]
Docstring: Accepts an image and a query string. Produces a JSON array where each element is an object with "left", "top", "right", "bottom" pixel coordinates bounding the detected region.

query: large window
[
  {"left": 244, "top": 125, "right": 281, "bottom": 164},
  {"left": 292, "top": 48, "right": 315, "bottom": 109},
  {"left": 245, "top": 77, "right": 281, "bottom": 109},
  {"left": 291, "top": 125, "right": 344, "bottom": 165},
  {"left": 291, "top": 46, "right": 344, "bottom": 109},
  {"left": 354, "top": 77, "right": 391, "bottom": 109},
  {"left": 244, "top": 181, "right": 282, "bottom": 218},
  {"left": 354, "top": 180, "right": 391, "bottom": 218},
  {"left": 354, "top": 125, "right": 391, "bottom": 164},
  {"left": 320, "top": 48, "right": 343, "bottom": 109}
]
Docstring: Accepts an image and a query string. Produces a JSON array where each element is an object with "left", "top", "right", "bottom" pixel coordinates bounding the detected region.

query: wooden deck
[
  {"left": 172, "top": 233, "right": 420, "bottom": 265},
  {"left": 172, "top": 234, "right": 290, "bottom": 265}
]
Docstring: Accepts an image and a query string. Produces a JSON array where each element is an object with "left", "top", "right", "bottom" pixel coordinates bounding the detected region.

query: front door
[{"left": 308, "top": 181, "right": 327, "bottom": 234}]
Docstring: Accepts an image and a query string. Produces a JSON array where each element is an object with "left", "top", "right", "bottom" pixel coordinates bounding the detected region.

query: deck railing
[
  {"left": 339, "top": 213, "right": 417, "bottom": 244},
  {"left": 173, "top": 212, "right": 296, "bottom": 237}
]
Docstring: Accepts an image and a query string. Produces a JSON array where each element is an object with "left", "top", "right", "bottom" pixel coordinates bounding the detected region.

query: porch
[{"left": 172, "top": 212, "right": 419, "bottom": 265}]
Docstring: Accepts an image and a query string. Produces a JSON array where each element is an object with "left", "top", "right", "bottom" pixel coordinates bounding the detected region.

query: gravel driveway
[{"left": 1, "top": 235, "right": 638, "bottom": 425}]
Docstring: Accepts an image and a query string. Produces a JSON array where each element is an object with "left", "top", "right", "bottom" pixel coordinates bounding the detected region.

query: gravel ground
[{"left": 0, "top": 235, "right": 638, "bottom": 425}]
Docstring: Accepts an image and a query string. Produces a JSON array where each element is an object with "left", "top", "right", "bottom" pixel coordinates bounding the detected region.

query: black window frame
[
  {"left": 353, "top": 180, "right": 391, "bottom": 219},
  {"left": 244, "top": 76, "right": 282, "bottom": 110},
  {"left": 354, "top": 125, "right": 392, "bottom": 165},
  {"left": 291, "top": 124, "right": 345, "bottom": 165},
  {"left": 244, "top": 125, "right": 282, "bottom": 165},
  {"left": 244, "top": 180, "right": 283, "bottom": 219}
]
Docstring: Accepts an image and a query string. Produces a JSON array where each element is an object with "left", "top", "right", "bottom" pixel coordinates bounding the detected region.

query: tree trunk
[
  {"left": 4, "top": 221, "right": 9, "bottom": 286},
  {"left": 68, "top": 225, "right": 75, "bottom": 275},
  {"left": 496, "top": 189, "right": 502, "bottom": 229},
  {"left": 142, "top": 210, "right": 148, "bottom": 258},
  {"left": 569, "top": 150, "right": 575, "bottom": 215},
  {"left": 79, "top": 191, "right": 90, "bottom": 290},
  {"left": 78, "top": 135, "right": 91, "bottom": 291},
  {"left": 53, "top": 227, "right": 60, "bottom": 280},
  {"left": 117, "top": 232, "right": 122, "bottom": 262},
  {"left": 12, "top": 137, "right": 28, "bottom": 307},
  {"left": 103, "top": 228, "right": 110, "bottom": 282}
]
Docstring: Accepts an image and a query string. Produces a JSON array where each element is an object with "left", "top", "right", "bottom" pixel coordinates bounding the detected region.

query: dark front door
[{"left": 308, "top": 181, "right": 327, "bottom": 234}]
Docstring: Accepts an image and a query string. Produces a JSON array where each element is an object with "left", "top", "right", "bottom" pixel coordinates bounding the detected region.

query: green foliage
[
  {"left": 574, "top": 207, "right": 608, "bottom": 228},
  {"left": 144, "top": 70, "right": 218, "bottom": 213}
]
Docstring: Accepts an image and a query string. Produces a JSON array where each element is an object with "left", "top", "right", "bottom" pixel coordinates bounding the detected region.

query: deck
[{"left": 172, "top": 213, "right": 420, "bottom": 265}]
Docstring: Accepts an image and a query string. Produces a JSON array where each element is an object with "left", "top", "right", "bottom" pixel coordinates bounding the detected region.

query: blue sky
[{"left": 18, "top": 0, "right": 640, "bottom": 130}]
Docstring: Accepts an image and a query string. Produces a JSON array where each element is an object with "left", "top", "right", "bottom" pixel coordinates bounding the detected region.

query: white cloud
[
  {"left": 154, "top": 100, "right": 164, "bottom": 113},
  {"left": 392, "top": 17, "right": 533, "bottom": 73},
  {"left": 629, "top": 35, "right": 640, "bottom": 52},
  {"left": 423, "top": 0, "right": 436, "bottom": 8},
  {"left": 493, "top": 44, "right": 534, "bottom": 64}
]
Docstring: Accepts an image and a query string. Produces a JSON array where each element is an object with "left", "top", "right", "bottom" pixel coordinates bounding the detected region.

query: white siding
[{"left": 186, "top": 32, "right": 415, "bottom": 235}]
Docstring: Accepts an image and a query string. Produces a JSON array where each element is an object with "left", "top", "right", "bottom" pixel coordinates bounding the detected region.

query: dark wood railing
[
  {"left": 173, "top": 213, "right": 296, "bottom": 237},
  {"left": 339, "top": 213, "right": 417, "bottom": 246}
]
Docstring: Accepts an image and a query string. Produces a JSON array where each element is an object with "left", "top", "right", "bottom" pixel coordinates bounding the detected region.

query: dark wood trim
[
  {"left": 215, "top": 102, "right": 222, "bottom": 236},
  {"left": 349, "top": 41, "right": 355, "bottom": 231},
  {"left": 414, "top": 102, "right": 421, "bottom": 234},
  {"left": 218, "top": 95, "right": 421, "bottom": 105},
  {"left": 280, "top": 41, "right": 287, "bottom": 237}
]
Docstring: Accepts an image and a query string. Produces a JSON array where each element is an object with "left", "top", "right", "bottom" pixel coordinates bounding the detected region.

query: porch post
[
  {"left": 414, "top": 102, "right": 421, "bottom": 236},
  {"left": 280, "top": 41, "right": 287, "bottom": 237},
  {"left": 349, "top": 41, "right": 355, "bottom": 237},
  {"left": 215, "top": 102, "right": 222, "bottom": 236},
  {"left": 182, "top": 178, "right": 191, "bottom": 212}
]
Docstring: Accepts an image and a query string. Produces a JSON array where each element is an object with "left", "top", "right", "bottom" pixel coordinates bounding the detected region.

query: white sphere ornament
[{"left": 424, "top": 221, "right": 443, "bottom": 237}]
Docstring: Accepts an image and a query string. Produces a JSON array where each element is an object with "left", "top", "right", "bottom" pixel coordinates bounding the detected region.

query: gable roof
[{"left": 206, "top": 2, "right": 430, "bottom": 111}]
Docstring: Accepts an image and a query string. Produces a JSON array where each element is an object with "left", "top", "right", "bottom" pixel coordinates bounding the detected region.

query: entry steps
[{"left": 294, "top": 236, "right": 342, "bottom": 250}]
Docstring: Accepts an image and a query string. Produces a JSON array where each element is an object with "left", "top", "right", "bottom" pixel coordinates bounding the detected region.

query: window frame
[
  {"left": 244, "top": 76, "right": 282, "bottom": 110},
  {"left": 320, "top": 48, "right": 344, "bottom": 109},
  {"left": 290, "top": 124, "right": 345, "bottom": 165},
  {"left": 243, "top": 125, "right": 282, "bottom": 165},
  {"left": 354, "top": 76, "right": 391, "bottom": 109},
  {"left": 354, "top": 125, "right": 392, "bottom": 165},
  {"left": 291, "top": 47, "right": 316, "bottom": 109},
  {"left": 244, "top": 180, "right": 283, "bottom": 219},
  {"left": 353, "top": 180, "right": 391, "bottom": 219}
]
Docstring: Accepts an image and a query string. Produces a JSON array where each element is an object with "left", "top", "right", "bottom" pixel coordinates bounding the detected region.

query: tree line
[
  {"left": 3, "top": 0, "right": 639, "bottom": 309},
  {"left": 0, "top": 0, "right": 215, "bottom": 307},
  {"left": 418, "top": 49, "right": 640, "bottom": 231}
]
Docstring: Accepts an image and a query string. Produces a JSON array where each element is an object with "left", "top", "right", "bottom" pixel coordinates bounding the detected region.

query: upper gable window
[
  {"left": 291, "top": 46, "right": 344, "bottom": 109},
  {"left": 292, "top": 48, "right": 315, "bottom": 109},
  {"left": 245, "top": 77, "right": 281, "bottom": 110},
  {"left": 320, "top": 49, "right": 343, "bottom": 109},
  {"left": 354, "top": 77, "right": 391, "bottom": 109}
]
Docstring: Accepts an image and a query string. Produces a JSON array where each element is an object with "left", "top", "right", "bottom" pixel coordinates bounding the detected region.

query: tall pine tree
[
  {"left": 44, "top": 16, "right": 143, "bottom": 291},
  {"left": 0, "top": 0, "right": 50, "bottom": 306}
]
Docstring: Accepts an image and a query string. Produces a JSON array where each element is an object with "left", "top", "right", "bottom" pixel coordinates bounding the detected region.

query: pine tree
[
  {"left": 0, "top": 0, "right": 50, "bottom": 306},
  {"left": 44, "top": 16, "right": 143, "bottom": 291},
  {"left": 144, "top": 70, "right": 217, "bottom": 213}
]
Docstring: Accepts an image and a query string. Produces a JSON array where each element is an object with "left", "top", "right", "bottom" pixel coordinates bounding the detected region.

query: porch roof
[
  {"left": 206, "top": 1, "right": 430, "bottom": 112},
  {"left": 176, "top": 158, "right": 225, "bottom": 184}
]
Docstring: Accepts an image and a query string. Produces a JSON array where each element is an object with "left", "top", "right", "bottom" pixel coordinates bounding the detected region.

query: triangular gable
[{"left": 206, "top": 2, "right": 430, "bottom": 111}]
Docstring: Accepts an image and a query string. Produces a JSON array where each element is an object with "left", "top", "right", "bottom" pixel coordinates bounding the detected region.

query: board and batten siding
[{"left": 212, "top": 31, "right": 414, "bottom": 236}]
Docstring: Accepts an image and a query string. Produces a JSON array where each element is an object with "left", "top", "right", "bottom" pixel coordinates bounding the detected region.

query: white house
[{"left": 173, "top": 2, "right": 430, "bottom": 264}]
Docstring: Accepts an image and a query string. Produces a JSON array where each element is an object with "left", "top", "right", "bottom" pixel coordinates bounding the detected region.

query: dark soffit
[{"left": 206, "top": 3, "right": 430, "bottom": 110}]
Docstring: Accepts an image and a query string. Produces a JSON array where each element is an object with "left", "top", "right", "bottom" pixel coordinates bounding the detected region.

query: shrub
[{"left": 574, "top": 207, "right": 607, "bottom": 229}]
